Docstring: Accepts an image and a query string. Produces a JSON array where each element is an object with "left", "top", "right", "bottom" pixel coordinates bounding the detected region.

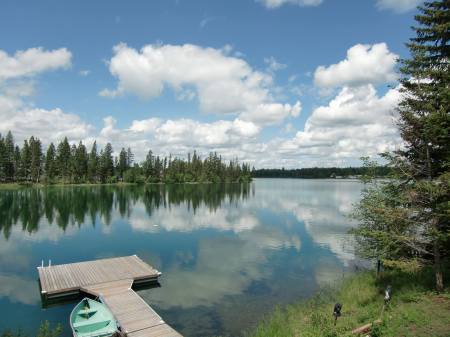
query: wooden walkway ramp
[{"left": 38, "top": 255, "right": 182, "bottom": 337}]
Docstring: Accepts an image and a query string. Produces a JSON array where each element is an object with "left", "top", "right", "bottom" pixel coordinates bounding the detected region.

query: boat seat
[
  {"left": 77, "top": 308, "right": 98, "bottom": 315},
  {"left": 73, "top": 319, "right": 111, "bottom": 329}
]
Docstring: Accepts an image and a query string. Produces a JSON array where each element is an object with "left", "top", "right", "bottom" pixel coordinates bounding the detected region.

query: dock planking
[
  {"left": 38, "top": 255, "right": 182, "bottom": 337},
  {"left": 38, "top": 255, "right": 160, "bottom": 297}
]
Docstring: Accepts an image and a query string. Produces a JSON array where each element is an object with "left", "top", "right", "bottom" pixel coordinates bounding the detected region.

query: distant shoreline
[
  {"left": 252, "top": 176, "right": 362, "bottom": 180},
  {"left": 252, "top": 166, "right": 391, "bottom": 179},
  {"left": 0, "top": 180, "right": 252, "bottom": 189},
  {"left": 0, "top": 177, "right": 371, "bottom": 190}
]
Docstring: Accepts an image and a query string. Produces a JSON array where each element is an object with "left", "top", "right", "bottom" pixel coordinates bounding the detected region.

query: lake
[{"left": 0, "top": 179, "right": 365, "bottom": 337}]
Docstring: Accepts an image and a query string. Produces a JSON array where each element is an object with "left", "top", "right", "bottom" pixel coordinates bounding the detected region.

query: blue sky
[{"left": 0, "top": 0, "right": 422, "bottom": 167}]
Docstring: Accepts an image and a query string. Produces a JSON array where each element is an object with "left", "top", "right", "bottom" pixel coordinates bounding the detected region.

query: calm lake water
[{"left": 0, "top": 179, "right": 364, "bottom": 337}]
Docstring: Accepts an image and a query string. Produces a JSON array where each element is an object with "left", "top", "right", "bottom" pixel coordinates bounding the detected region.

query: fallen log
[{"left": 351, "top": 319, "right": 382, "bottom": 334}]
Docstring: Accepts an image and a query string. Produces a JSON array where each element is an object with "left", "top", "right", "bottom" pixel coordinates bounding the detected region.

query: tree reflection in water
[{"left": 0, "top": 183, "right": 252, "bottom": 239}]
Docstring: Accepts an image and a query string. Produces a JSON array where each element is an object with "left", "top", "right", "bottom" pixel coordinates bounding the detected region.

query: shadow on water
[
  {"left": 0, "top": 183, "right": 252, "bottom": 239},
  {"left": 39, "top": 279, "right": 161, "bottom": 309}
]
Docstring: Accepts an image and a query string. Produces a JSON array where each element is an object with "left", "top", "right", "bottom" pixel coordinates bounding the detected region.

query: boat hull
[{"left": 70, "top": 298, "right": 118, "bottom": 337}]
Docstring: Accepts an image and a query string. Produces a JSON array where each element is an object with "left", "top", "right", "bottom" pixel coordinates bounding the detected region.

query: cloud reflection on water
[
  {"left": 141, "top": 225, "right": 301, "bottom": 309},
  {"left": 0, "top": 180, "right": 363, "bottom": 337},
  {"left": 0, "top": 274, "right": 39, "bottom": 305}
]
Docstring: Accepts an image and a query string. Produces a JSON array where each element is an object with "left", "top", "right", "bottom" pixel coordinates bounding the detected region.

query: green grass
[{"left": 247, "top": 267, "right": 450, "bottom": 337}]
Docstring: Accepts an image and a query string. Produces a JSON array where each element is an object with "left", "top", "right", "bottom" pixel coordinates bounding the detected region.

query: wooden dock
[{"left": 38, "top": 255, "right": 182, "bottom": 337}]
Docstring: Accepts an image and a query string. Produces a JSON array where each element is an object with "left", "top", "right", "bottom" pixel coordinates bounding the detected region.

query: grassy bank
[{"left": 248, "top": 266, "right": 450, "bottom": 337}]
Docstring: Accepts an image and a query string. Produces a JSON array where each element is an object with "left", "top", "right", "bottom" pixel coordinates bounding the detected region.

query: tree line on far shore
[
  {"left": 0, "top": 131, "right": 252, "bottom": 184},
  {"left": 252, "top": 166, "right": 391, "bottom": 179}
]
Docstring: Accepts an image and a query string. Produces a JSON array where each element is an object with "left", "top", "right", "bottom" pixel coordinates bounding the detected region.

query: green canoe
[{"left": 70, "top": 298, "right": 118, "bottom": 337}]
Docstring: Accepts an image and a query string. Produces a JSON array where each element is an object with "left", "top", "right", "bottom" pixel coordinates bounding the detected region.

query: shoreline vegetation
[
  {"left": 1, "top": 268, "right": 448, "bottom": 337},
  {"left": 0, "top": 131, "right": 252, "bottom": 185},
  {"left": 247, "top": 266, "right": 450, "bottom": 337},
  {"left": 0, "top": 129, "right": 393, "bottom": 188},
  {"left": 251, "top": 166, "right": 391, "bottom": 179},
  {"left": 0, "top": 180, "right": 245, "bottom": 189},
  {"left": 0, "top": 173, "right": 380, "bottom": 189}
]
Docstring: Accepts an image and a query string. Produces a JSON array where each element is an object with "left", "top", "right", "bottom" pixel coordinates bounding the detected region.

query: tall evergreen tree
[
  {"left": 56, "top": 137, "right": 72, "bottom": 181},
  {"left": 143, "top": 150, "right": 154, "bottom": 179},
  {"left": 118, "top": 148, "right": 128, "bottom": 179},
  {"left": 19, "top": 140, "right": 31, "bottom": 181},
  {"left": 4, "top": 131, "right": 15, "bottom": 181},
  {"left": 74, "top": 141, "right": 88, "bottom": 181},
  {"left": 13, "top": 145, "right": 20, "bottom": 180},
  {"left": 45, "top": 143, "right": 57, "bottom": 180},
  {"left": 0, "top": 134, "right": 5, "bottom": 182},
  {"left": 29, "top": 136, "right": 42, "bottom": 182},
  {"left": 99, "top": 143, "right": 114, "bottom": 182},
  {"left": 353, "top": 1, "right": 450, "bottom": 291},
  {"left": 70, "top": 144, "right": 77, "bottom": 182},
  {"left": 87, "top": 141, "right": 99, "bottom": 182}
]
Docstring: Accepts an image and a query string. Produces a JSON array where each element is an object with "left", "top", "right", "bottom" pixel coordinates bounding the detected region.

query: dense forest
[
  {"left": 0, "top": 130, "right": 393, "bottom": 184},
  {"left": 252, "top": 166, "right": 391, "bottom": 179},
  {"left": 0, "top": 131, "right": 252, "bottom": 184}
]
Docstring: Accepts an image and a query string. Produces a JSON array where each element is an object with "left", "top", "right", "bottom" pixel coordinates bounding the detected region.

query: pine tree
[
  {"left": 13, "top": 145, "right": 20, "bottom": 180},
  {"left": 70, "top": 144, "right": 77, "bottom": 182},
  {"left": 29, "top": 136, "right": 42, "bottom": 182},
  {"left": 56, "top": 137, "right": 72, "bottom": 182},
  {"left": 45, "top": 143, "right": 57, "bottom": 181},
  {"left": 74, "top": 141, "right": 88, "bottom": 182},
  {"left": 155, "top": 156, "right": 162, "bottom": 181},
  {"left": 87, "top": 141, "right": 99, "bottom": 182},
  {"left": 19, "top": 140, "right": 31, "bottom": 181},
  {"left": 118, "top": 148, "right": 128, "bottom": 179},
  {"left": 397, "top": 1, "right": 450, "bottom": 291},
  {"left": 143, "top": 150, "right": 154, "bottom": 180},
  {"left": 353, "top": 1, "right": 450, "bottom": 291},
  {"left": 0, "top": 134, "right": 5, "bottom": 182},
  {"left": 99, "top": 143, "right": 114, "bottom": 182},
  {"left": 4, "top": 131, "right": 15, "bottom": 181}
]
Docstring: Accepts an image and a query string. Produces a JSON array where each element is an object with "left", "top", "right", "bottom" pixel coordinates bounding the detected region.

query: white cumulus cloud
[
  {"left": 100, "top": 43, "right": 300, "bottom": 126},
  {"left": 258, "top": 0, "right": 421, "bottom": 12},
  {"left": 0, "top": 106, "right": 94, "bottom": 144},
  {"left": 257, "top": 0, "right": 323, "bottom": 9},
  {"left": 314, "top": 43, "right": 398, "bottom": 88},
  {"left": 376, "top": 0, "right": 423, "bottom": 13},
  {"left": 95, "top": 115, "right": 261, "bottom": 161},
  {"left": 0, "top": 47, "right": 71, "bottom": 82},
  {"left": 0, "top": 47, "right": 93, "bottom": 146},
  {"left": 278, "top": 84, "right": 402, "bottom": 163},
  {"left": 0, "top": 43, "right": 404, "bottom": 169}
]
